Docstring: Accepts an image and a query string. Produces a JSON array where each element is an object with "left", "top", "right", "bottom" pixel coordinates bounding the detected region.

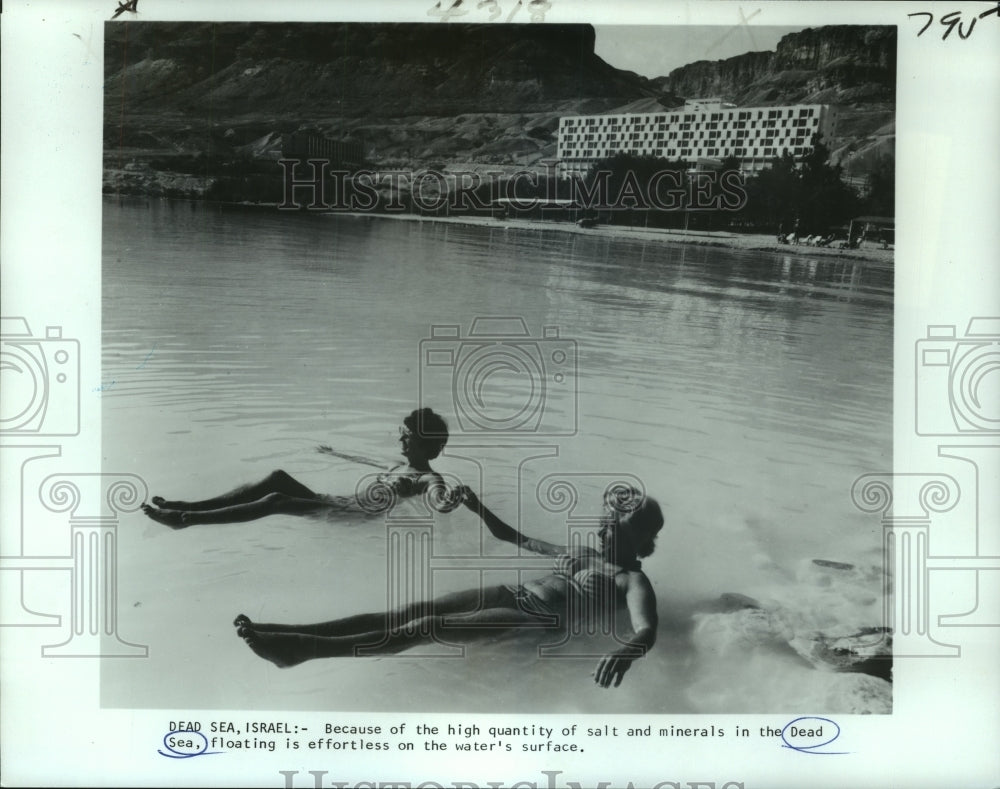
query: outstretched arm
[
  {"left": 593, "top": 572, "right": 658, "bottom": 689},
  {"left": 315, "top": 445, "right": 388, "bottom": 469},
  {"left": 459, "top": 486, "right": 564, "bottom": 556}
]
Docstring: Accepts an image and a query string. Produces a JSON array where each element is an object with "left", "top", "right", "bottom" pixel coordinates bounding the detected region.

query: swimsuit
[
  {"left": 553, "top": 551, "right": 623, "bottom": 605},
  {"left": 375, "top": 468, "right": 426, "bottom": 491},
  {"left": 507, "top": 585, "right": 561, "bottom": 620},
  {"left": 507, "top": 550, "right": 626, "bottom": 621}
]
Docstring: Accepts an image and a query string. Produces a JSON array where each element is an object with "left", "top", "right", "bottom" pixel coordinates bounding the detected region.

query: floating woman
[
  {"left": 141, "top": 407, "right": 462, "bottom": 528},
  {"left": 234, "top": 485, "right": 663, "bottom": 688}
]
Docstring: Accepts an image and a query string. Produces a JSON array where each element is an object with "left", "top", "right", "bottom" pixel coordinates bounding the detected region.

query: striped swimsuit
[{"left": 509, "top": 550, "right": 623, "bottom": 619}]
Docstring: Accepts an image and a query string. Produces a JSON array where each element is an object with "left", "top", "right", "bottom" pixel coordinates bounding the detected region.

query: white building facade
[{"left": 557, "top": 99, "right": 839, "bottom": 179}]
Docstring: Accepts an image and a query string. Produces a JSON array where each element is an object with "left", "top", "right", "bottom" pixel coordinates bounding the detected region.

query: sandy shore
[{"left": 325, "top": 210, "right": 895, "bottom": 265}]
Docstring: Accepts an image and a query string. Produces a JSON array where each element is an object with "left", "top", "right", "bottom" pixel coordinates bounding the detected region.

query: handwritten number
[
  {"left": 527, "top": 0, "right": 552, "bottom": 22},
  {"left": 940, "top": 10, "right": 976, "bottom": 39},
  {"left": 433, "top": 0, "right": 549, "bottom": 22},
  {"left": 908, "top": 11, "right": 934, "bottom": 35},
  {"left": 428, "top": 0, "right": 469, "bottom": 20},
  {"left": 911, "top": 6, "right": 997, "bottom": 39},
  {"left": 478, "top": 0, "right": 501, "bottom": 21}
]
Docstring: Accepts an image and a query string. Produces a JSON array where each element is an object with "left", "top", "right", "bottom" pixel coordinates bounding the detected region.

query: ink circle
[{"left": 780, "top": 716, "right": 841, "bottom": 753}]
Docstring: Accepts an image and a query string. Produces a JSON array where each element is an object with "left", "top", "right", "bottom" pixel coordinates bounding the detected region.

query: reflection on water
[{"left": 102, "top": 199, "right": 892, "bottom": 713}]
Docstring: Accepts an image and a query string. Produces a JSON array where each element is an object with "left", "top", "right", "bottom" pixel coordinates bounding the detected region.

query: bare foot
[
  {"left": 238, "top": 628, "right": 311, "bottom": 668},
  {"left": 141, "top": 503, "right": 189, "bottom": 529},
  {"left": 151, "top": 496, "right": 194, "bottom": 510}
]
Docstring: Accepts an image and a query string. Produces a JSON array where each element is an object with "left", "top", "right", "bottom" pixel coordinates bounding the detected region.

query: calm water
[{"left": 102, "top": 198, "right": 893, "bottom": 713}]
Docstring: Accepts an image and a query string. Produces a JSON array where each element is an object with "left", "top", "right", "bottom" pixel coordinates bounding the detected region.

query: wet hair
[
  {"left": 598, "top": 486, "right": 663, "bottom": 567},
  {"left": 404, "top": 408, "right": 449, "bottom": 459}
]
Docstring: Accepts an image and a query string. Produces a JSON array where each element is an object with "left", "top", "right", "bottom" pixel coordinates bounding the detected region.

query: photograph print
[{"left": 100, "top": 19, "right": 896, "bottom": 714}]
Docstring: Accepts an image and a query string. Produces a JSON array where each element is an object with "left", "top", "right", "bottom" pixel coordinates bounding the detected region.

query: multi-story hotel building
[{"left": 556, "top": 99, "right": 839, "bottom": 179}]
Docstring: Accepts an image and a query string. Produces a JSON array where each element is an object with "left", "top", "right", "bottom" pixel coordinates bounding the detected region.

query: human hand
[
  {"left": 392, "top": 475, "right": 418, "bottom": 496},
  {"left": 592, "top": 647, "right": 641, "bottom": 689},
  {"left": 455, "top": 485, "right": 479, "bottom": 509},
  {"left": 316, "top": 444, "right": 334, "bottom": 455}
]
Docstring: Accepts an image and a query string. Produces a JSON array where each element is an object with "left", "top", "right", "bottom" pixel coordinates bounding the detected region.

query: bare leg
[
  {"left": 234, "top": 586, "right": 502, "bottom": 637},
  {"left": 238, "top": 606, "right": 549, "bottom": 668},
  {"left": 143, "top": 491, "right": 328, "bottom": 528},
  {"left": 152, "top": 470, "right": 316, "bottom": 511}
]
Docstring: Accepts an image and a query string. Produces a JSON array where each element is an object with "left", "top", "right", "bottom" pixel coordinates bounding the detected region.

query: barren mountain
[{"left": 103, "top": 22, "right": 895, "bottom": 199}]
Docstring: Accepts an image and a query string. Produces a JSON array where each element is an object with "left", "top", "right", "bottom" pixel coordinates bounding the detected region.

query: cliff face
[
  {"left": 103, "top": 22, "right": 894, "bottom": 199},
  {"left": 105, "top": 23, "right": 655, "bottom": 118},
  {"left": 664, "top": 25, "right": 896, "bottom": 107}
]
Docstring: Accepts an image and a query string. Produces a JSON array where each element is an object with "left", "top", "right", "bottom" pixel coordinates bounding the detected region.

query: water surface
[{"left": 102, "top": 199, "right": 893, "bottom": 713}]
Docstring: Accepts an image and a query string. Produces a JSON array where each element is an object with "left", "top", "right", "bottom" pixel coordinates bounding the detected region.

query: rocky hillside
[
  {"left": 657, "top": 25, "right": 897, "bottom": 176},
  {"left": 103, "top": 22, "right": 894, "bottom": 200}
]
